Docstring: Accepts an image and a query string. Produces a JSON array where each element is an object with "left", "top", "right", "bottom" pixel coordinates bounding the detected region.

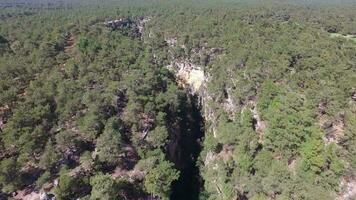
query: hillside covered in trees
[{"left": 0, "top": 0, "right": 355, "bottom": 200}]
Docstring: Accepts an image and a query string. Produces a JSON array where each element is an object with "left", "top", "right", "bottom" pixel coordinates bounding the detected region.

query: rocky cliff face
[
  {"left": 163, "top": 37, "right": 243, "bottom": 198},
  {"left": 165, "top": 46, "right": 354, "bottom": 200}
]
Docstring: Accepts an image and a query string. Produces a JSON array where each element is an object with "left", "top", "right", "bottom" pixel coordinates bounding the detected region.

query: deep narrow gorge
[
  {"left": 164, "top": 43, "right": 208, "bottom": 199},
  {"left": 1, "top": 2, "right": 355, "bottom": 199},
  {"left": 169, "top": 94, "right": 204, "bottom": 200}
]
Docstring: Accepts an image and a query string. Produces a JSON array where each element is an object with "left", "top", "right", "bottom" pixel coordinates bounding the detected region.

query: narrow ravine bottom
[{"left": 170, "top": 94, "right": 205, "bottom": 200}]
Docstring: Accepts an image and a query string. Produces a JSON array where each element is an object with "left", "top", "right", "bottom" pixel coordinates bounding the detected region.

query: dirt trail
[{"left": 64, "top": 36, "right": 75, "bottom": 54}]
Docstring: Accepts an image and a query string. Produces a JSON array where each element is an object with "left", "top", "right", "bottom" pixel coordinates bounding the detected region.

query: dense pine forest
[{"left": 0, "top": 0, "right": 355, "bottom": 200}]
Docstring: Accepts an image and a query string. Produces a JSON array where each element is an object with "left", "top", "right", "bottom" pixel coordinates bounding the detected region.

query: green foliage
[
  {"left": 301, "top": 136, "right": 326, "bottom": 173},
  {"left": 78, "top": 109, "right": 105, "bottom": 139},
  {"left": 341, "top": 107, "right": 356, "bottom": 172},
  {"left": 39, "top": 139, "right": 60, "bottom": 170},
  {"left": 77, "top": 36, "right": 102, "bottom": 56},
  {"left": 261, "top": 161, "right": 291, "bottom": 197},
  {"left": 55, "top": 168, "right": 78, "bottom": 200},
  {"left": 144, "top": 160, "right": 180, "bottom": 199},
  {"left": 0, "top": 1, "right": 355, "bottom": 199},
  {"left": 257, "top": 80, "right": 282, "bottom": 119},
  {"left": 80, "top": 151, "right": 95, "bottom": 171},
  {"left": 0, "top": 158, "right": 20, "bottom": 193},
  {"left": 89, "top": 174, "right": 118, "bottom": 200},
  {"left": 55, "top": 131, "right": 81, "bottom": 152},
  {"left": 36, "top": 171, "right": 51, "bottom": 189},
  {"left": 95, "top": 118, "right": 124, "bottom": 165},
  {"left": 147, "top": 126, "right": 169, "bottom": 148},
  {"left": 2, "top": 104, "right": 52, "bottom": 151},
  {"left": 235, "top": 153, "right": 254, "bottom": 174},
  {"left": 54, "top": 168, "right": 87, "bottom": 200}
]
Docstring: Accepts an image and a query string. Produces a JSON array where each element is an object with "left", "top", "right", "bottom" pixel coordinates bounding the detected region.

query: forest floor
[{"left": 13, "top": 189, "right": 40, "bottom": 200}]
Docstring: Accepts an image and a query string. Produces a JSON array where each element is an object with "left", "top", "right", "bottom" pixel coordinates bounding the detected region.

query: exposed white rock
[
  {"left": 138, "top": 17, "right": 151, "bottom": 39},
  {"left": 39, "top": 192, "right": 49, "bottom": 200},
  {"left": 319, "top": 115, "right": 345, "bottom": 145},
  {"left": 14, "top": 191, "right": 55, "bottom": 200},
  {"left": 204, "top": 151, "right": 216, "bottom": 166},
  {"left": 166, "top": 59, "right": 205, "bottom": 94},
  {"left": 222, "top": 88, "right": 237, "bottom": 118},
  {"left": 187, "top": 69, "right": 204, "bottom": 91},
  {"left": 0, "top": 117, "right": 4, "bottom": 131},
  {"left": 251, "top": 104, "right": 266, "bottom": 135},
  {"left": 337, "top": 177, "right": 356, "bottom": 200},
  {"left": 165, "top": 37, "right": 177, "bottom": 46}
]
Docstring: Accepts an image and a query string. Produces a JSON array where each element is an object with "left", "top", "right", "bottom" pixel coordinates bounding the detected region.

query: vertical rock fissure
[{"left": 170, "top": 94, "right": 205, "bottom": 200}]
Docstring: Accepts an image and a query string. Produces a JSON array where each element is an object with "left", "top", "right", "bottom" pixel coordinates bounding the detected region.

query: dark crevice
[
  {"left": 252, "top": 117, "right": 258, "bottom": 131},
  {"left": 169, "top": 94, "right": 205, "bottom": 200}
]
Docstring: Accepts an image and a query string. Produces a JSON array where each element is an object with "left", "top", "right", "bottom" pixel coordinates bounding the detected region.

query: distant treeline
[{"left": 1, "top": 0, "right": 356, "bottom": 9}]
